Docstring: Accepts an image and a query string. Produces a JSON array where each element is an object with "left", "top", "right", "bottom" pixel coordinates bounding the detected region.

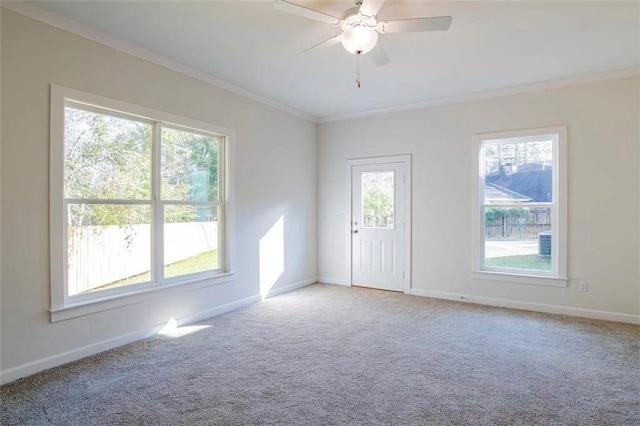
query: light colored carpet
[{"left": 1, "top": 283, "right": 639, "bottom": 425}]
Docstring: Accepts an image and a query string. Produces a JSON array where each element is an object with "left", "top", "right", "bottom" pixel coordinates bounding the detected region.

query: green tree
[
  {"left": 362, "top": 172, "right": 394, "bottom": 228},
  {"left": 484, "top": 140, "right": 553, "bottom": 176},
  {"left": 64, "top": 107, "right": 221, "bottom": 226},
  {"left": 161, "top": 127, "right": 219, "bottom": 223},
  {"left": 65, "top": 107, "right": 151, "bottom": 226}
]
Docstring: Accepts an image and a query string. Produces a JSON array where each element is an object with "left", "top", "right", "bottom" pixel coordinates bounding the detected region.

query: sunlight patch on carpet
[{"left": 158, "top": 317, "right": 210, "bottom": 338}]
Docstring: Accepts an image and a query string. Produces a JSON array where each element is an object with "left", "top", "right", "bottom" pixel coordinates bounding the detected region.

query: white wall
[
  {"left": 319, "top": 76, "right": 640, "bottom": 319},
  {"left": 0, "top": 6, "right": 3, "bottom": 375},
  {"left": 0, "top": 11, "right": 317, "bottom": 375}
]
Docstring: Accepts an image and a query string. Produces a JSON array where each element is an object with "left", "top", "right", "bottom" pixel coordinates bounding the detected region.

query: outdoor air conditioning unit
[{"left": 538, "top": 231, "right": 551, "bottom": 257}]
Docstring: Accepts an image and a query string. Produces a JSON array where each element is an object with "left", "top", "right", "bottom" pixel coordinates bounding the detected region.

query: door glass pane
[
  {"left": 161, "top": 127, "right": 221, "bottom": 202},
  {"left": 164, "top": 205, "right": 220, "bottom": 278},
  {"left": 67, "top": 204, "right": 152, "bottom": 296},
  {"left": 483, "top": 140, "right": 553, "bottom": 204},
  {"left": 484, "top": 206, "right": 552, "bottom": 271},
  {"left": 362, "top": 171, "right": 394, "bottom": 229},
  {"left": 64, "top": 106, "right": 152, "bottom": 200}
]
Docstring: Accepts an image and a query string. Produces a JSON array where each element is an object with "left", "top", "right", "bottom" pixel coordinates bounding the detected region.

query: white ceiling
[{"left": 20, "top": 1, "right": 640, "bottom": 120}]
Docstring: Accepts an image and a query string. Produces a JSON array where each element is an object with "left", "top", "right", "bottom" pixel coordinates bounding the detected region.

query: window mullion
[
  {"left": 152, "top": 122, "right": 163, "bottom": 284},
  {"left": 162, "top": 200, "right": 216, "bottom": 206},
  {"left": 219, "top": 138, "right": 227, "bottom": 272},
  {"left": 480, "top": 204, "right": 486, "bottom": 269},
  {"left": 482, "top": 202, "right": 553, "bottom": 209},
  {"left": 62, "top": 199, "right": 70, "bottom": 303},
  {"left": 64, "top": 199, "right": 152, "bottom": 205},
  {"left": 551, "top": 198, "right": 559, "bottom": 276}
]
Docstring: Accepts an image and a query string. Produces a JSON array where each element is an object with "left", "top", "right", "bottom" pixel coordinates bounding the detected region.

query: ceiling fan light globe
[{"left": 341, "top": 26, "right": 379, "bottom": 55}]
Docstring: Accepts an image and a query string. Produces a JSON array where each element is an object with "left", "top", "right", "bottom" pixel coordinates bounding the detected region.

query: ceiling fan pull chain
[{"left": 356, "top": 52, "right": 362, "bottom": 88}]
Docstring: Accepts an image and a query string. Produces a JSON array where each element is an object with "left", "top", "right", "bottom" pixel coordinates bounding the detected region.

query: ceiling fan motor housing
[
  {"left": 340, "top": 8, "right": 379, "bottom": 55},
  {"left": 273, "top": 0, "right": 453, "bottom": 64}
]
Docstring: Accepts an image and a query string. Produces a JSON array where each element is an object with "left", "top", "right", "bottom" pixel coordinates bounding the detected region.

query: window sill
[
  {"left": 50, "top": 272, "right": 235, "bottom": 323},
  {"left": 472, "top": 270, "right": 568, "bottom": 288}
]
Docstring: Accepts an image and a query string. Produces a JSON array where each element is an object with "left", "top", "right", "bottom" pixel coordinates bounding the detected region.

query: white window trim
[
  {"left": 50, "top": 84, "right": 236, "bottom": 322},
  {"left": 471, "top": 126, "right": 568, "bottom": 287}
]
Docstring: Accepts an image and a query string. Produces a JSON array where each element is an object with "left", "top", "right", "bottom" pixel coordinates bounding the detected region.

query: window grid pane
[
  {"left": 482, "top": 139, "right": 553, "bottom": 205},
  {"left": 67, "top": 203, "right": 152, "bottom": 296},
  {"left": 64, "top": 105, "right": 152, "bottom": 200},
  {"left": 163, "top": 204, "right": 221, "bottom": 278},
  {"left": 161, "top": 126, "right": 221, "bottom": 202},
  {"left": 483, "top": 206, "right": 552, "bottom": 272}
]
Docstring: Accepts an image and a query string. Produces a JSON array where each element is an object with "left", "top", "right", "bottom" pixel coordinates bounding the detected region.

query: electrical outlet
[{"left": 578, "top": 281, "right": 589, "bottom": 292}]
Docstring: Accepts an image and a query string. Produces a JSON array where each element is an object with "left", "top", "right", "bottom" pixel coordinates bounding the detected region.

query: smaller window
[{"left": 472, "top": 127, "right": 567, "bottom": 286}]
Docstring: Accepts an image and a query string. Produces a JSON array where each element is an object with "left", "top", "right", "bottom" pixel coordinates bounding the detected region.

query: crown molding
[
  {"left": 1, "top": 1, "right": 318, "bottom": 123},
  {"left": 318, "top": 66, "right": 640, "bottom": 123},
  {"left": 4, "top": 1, "right": 638, "bottom": 125}
]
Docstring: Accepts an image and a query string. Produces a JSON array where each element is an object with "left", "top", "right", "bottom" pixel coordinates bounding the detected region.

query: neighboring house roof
[
  {"left": 516, "top": 163, "right": 549, "bottom": 173},
  {"left": 485, "top": 183, "right": 531, "bottom": 203},
  {"left": 486, "top": 163, "right": 552, "bottom": 202}
]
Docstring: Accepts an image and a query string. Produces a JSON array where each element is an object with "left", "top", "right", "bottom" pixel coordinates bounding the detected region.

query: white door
[{"left": 351, "top": 161, "right": 406, "bottom": 292}]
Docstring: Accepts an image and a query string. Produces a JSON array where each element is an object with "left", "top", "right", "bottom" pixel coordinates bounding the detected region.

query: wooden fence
[
  {"left": 68, "top": 222, "right": 218, "bottom": 295},
  {"left": 485, "top": 208, "right": 550, "bottom": 240}
]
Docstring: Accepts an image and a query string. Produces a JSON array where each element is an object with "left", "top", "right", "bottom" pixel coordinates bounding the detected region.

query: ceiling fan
[{"left": 273, "top": 0, "right": 452, "bottom": 68}]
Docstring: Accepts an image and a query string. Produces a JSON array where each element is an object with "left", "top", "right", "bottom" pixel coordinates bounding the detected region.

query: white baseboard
[
  {"left": 410, "top": 288, "right": 640, "bottom": 325},
  {"left": 0, "top": 278, "right": 321, "bottom": 385},
  {"left": 174, "top": 295, "right": 262, "bottom": 328},
  {"left": 0, "top": 293, "right": 261, "bottom": 385},
  {"left": 0, "top": 327, "right": 155, "bottom": 386},
  {"left": 8, "top": 280, "right": 633, "bottom": 386},
  {"left": 318, "top": 277, "right": 349, "bottom": 286},
  {"left": 263, "top": 277, "right": 318, "bottom": 298}
]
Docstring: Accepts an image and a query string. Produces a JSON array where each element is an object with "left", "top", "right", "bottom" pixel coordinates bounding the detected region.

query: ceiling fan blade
[
  {"left": 381, "top": 16, "right": 452, "bottom": 33},
  {"left": 273, "top": 0, "right": 340, "bottom": 25},
  {"left": 297, "top": 34, "right": 343, "bottom": 55},
  {"left": 359, "top": 0, "right": 386, "bottom": 17},
  {"left": 369, "top": 44, "right": 391, "bottom": 67}
]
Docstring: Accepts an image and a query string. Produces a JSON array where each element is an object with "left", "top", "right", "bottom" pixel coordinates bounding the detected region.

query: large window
[
  {"left": 472, "top": 127, "right": 567, "bottom": 286},
  {"left": 50, "top": 85, "right": 233, "bottom": 320}
]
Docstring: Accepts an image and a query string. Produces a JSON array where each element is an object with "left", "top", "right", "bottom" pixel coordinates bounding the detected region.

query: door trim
[{"left": 346, "top": 154, "right": 412, "bottom": 294}]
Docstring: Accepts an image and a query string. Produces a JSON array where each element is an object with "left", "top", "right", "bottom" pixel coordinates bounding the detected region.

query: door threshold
[{"left": 351, "top": 284, "right": 404, "bottom": 293}]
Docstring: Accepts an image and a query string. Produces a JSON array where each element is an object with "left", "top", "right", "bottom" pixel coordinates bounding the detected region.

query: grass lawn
[
  {"left": 485, "top": 254, "right": 551, "bottom": 270},
  {"left": 165, "top": 249, "right": 219, "bottom": 278},
  {"left": 89, "top": 249, "right": 218, "bottom": 292}
]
